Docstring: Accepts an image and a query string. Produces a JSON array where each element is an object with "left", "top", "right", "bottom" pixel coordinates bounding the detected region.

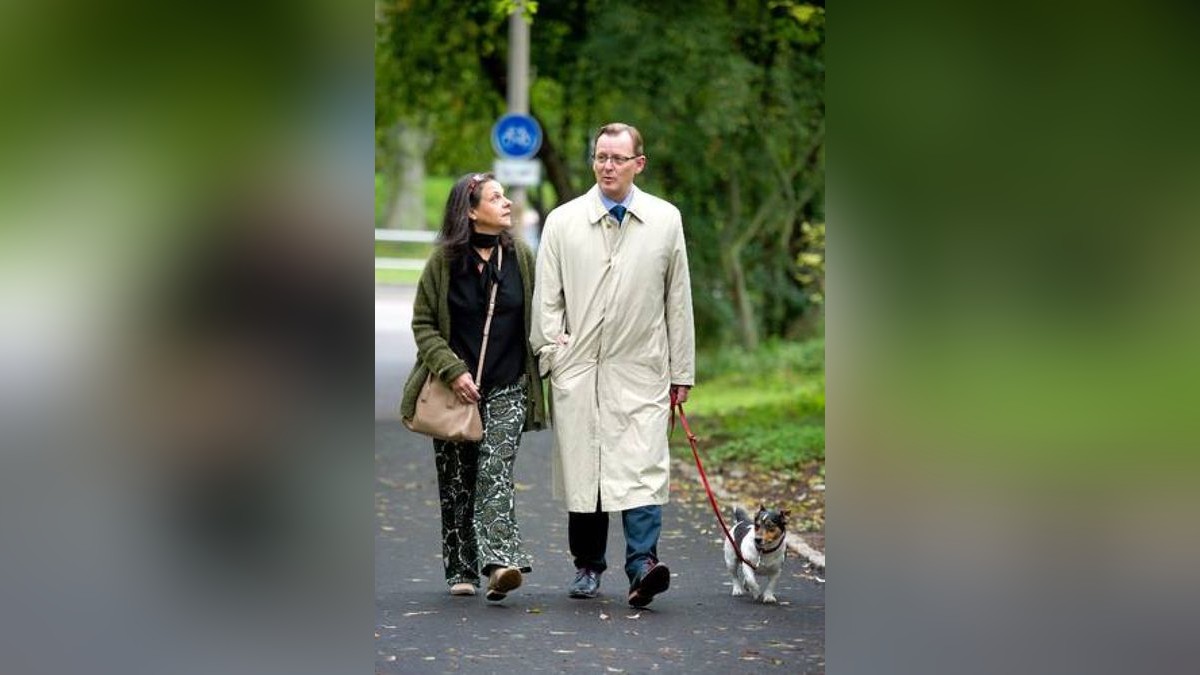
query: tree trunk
[
  {"left": 384, "top": 122, "right": 432, "bottom": 230},
  {"left": 536, "top": 115, "right": 577, "bottom": 207},
  {"left": 724, "top": 169, "right": 759, "bottom": 350},
  {"left": 725, "top": 246, "right": 759, "bottom": 351}
]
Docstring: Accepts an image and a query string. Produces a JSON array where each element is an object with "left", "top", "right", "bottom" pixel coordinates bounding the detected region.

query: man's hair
[{"left": 593, "top": 122, "right": 644, "bottom": 156}]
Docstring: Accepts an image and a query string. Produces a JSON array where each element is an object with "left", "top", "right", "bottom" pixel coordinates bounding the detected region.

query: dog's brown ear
[
  {"left": 757, "top": 503, "right": 766, "bottom": 513},
  {"left": 780, "top": 509, "right": 791, "bottom": 524}
]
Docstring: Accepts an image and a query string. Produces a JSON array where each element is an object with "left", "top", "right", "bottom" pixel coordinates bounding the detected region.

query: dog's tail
[{"left": 733, "top": 505, "right": 751, "bottom": 524}]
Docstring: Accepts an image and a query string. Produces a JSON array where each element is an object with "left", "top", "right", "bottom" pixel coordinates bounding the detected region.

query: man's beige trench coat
[{"left": 531, "top": 185, "right": 695, "bottom": 513}]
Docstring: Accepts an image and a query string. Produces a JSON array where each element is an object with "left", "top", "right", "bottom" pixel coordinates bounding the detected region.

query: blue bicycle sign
[{"left": 491, "top": 113, "right": 543, "bottom": 159}]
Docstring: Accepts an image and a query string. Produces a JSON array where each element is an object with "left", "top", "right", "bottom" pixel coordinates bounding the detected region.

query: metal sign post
[{"left": 501, "top": 3, "right": 540, "bottom": 241}]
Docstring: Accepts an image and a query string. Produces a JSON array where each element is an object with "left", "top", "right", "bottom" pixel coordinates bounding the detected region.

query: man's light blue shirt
[{"left": 599, "top": 184, "right": 637, "bottom": 216}]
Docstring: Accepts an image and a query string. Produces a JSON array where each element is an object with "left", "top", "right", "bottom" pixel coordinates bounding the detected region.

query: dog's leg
[
  {"left": 741, "top": 564, "right": 761, "bottom": 599},
  {"left": 728, "top": 557, "right": 746, "bottom": 596},
  {"left": 737, "top": 539, "right": 761, "bottom": 598},
  {"left": 759, "top": 572, "right": 780, "bottom": 604},
  {"left": 725, "top": 544, "right": 745, "bottom": 596}
]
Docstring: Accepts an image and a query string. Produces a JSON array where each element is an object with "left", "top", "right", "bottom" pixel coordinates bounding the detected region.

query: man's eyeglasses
[{"left": 591, "top": 154, "right": 642, "bottom": 167}]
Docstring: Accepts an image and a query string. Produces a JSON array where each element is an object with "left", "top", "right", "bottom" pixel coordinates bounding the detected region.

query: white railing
[
  {"left": 375, "top": 228, "right": 436, "bottom": 271},
  {"left": 375, "top": 229, "right": 437, "bottom": 243}
]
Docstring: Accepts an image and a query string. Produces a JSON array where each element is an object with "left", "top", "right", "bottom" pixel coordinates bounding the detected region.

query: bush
[{"left": 695, "top": 337, "right": 824, "bottom": 382}]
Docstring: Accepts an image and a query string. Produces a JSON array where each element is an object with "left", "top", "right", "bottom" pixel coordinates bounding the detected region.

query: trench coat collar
[{"left": 587, "top": 184, "right": 644, "bottom": 226}]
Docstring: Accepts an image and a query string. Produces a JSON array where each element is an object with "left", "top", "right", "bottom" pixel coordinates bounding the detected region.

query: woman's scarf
[{"left": 469, "top": 230, "right": 501, "bottom": 294}]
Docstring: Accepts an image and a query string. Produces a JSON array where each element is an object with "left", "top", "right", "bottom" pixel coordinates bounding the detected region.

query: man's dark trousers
[{"left": 569, "top": 503, "right": 662, "bottom": 583}]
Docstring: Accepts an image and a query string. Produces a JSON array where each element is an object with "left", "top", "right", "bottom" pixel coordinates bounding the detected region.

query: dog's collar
[{"left": 756, "top": 538, "right": 786, "bottom": 555}]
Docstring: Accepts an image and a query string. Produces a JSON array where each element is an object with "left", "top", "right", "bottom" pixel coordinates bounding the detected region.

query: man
[{"left": 531, "top": 122, "right": 695, "bottom": 608}]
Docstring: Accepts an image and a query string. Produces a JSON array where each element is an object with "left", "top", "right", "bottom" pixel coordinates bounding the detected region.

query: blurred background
[{"left": 0, "top": 1, "right": 370, "bottom": 674}]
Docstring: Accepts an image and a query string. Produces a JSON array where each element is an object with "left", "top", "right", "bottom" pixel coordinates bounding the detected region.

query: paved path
[
  {"left": 375, "top": 284, "right": 417, "bottom": 420},
  {"left": 375, "top": 285, "right": 825, "bottom": 673}
]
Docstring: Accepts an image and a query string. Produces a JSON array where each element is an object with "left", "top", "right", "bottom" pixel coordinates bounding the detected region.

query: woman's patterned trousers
[{"left": 432, "top": 379, "right": 531, "bottom": 587}]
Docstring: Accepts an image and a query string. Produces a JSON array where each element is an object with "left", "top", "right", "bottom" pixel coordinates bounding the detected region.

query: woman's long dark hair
[{"left": 439, "top": 172, "right": 514, "bottom": 263}]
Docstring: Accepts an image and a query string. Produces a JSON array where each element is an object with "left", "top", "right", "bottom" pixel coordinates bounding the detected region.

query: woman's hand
[{"left": 452, "top": 373, "right": 481, "bottom": 404}]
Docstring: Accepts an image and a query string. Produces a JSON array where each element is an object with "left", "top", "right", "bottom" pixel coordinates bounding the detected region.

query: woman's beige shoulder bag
[{"left": 404, "top": 246, "right": 503, "bottom": 442}]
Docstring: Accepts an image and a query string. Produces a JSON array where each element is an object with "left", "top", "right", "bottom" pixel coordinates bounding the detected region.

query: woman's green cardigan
[{"left": 399, "top": 239, "right": 547, "bottom": 433}]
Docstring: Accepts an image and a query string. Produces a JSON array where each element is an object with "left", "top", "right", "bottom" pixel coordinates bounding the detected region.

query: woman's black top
[{"left": 447, "top": 243, "right": 524, "bottom": 395}]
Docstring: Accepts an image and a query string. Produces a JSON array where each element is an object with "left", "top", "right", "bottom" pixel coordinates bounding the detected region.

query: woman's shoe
[
  {"left": 449, "top": 582, "right": 476, "bottom": 596},
  {"left": 485, "top": 566, "right": 523, "bottom": 601}
]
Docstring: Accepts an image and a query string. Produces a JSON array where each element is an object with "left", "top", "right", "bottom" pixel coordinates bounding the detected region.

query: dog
[{"left": 724, "top": 504, "right": 790, "bottom": 604}]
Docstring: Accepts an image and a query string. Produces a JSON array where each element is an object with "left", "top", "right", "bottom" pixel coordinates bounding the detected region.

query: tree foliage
[
  {"left": 376, "top": 0, "right": 825, "bottom": 347},
  {"left": 375, "top": 0, "right": 507, "bottom": 174}
]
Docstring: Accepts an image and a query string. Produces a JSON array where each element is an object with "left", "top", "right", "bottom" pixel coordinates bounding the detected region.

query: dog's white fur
[{"left": 723, "top": 505, "right": 788, "bottom": 604}]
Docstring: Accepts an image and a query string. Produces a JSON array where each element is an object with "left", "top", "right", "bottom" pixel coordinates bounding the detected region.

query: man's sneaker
[
  {"left": 567, "top": 568, "right": 601, "bottom": 599},
  {"left": 485, "top": 566, "right": 522, "bottom": 602},
  {"left": 628, "top": 561, "right": 670, "bottom": 608},
  {"left": 449, "top": 582, "right": 476, "bottom": 596}
]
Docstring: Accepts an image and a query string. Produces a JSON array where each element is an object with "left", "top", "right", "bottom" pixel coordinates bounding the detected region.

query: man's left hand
[{"left": 670, "top": 384, "right": 691, "bottom": 404}]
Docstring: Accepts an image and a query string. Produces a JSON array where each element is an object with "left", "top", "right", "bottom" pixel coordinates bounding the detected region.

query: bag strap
[{"left": 473, "top": 245, "right": 503, "bottom": 386}]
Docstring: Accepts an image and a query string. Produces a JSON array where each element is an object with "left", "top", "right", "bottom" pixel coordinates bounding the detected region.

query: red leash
[{"left": 671, "top": 390, "right": 757, "bottom": 571}]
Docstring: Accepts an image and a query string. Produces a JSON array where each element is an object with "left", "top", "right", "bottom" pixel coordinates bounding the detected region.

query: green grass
[
  {"left": 375, "top": 173, "right": 388, "bottom": 227},
  {"left": 694, "top": 337, "right": 825, "bottom": 383},
  {"left": 375, "top": 267, "right": 423, "bottom": 285},
  {"left": 374, "top": 239, "right": 432, "bottom": 286},
  {"left": 673, "top": 338, "right": 825, "bottom": 470},
  {"left": 375, "top": 240, "right": 434, "bottom": 258}
]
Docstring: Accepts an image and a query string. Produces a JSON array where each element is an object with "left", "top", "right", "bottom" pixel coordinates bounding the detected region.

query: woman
[{"left": 400, "top": 172, "right": 546, "bottom": 601}]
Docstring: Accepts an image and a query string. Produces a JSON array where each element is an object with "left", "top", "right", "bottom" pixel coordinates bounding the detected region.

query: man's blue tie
[{"left": 609, "top": 204, "right": 627, "bottom": 224}]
